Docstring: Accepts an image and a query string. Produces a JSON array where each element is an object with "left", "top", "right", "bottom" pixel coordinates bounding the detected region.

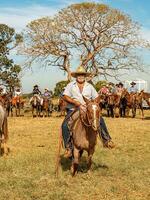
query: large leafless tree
[{"left": 22, "top": 3, "right": 150, "bottom": 81}]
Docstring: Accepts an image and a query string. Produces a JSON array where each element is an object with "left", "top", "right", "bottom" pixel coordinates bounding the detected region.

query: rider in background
[
  {"left": 129, "top": 81, "right": 138, "bottom": 93},
  {"left": 32, "top": 85, "right": 41, "bottom": 96},
  {"left": 98, "top": 83, "right": 110, "bottom": 95},
  {"left": 116, "top": 82, "right": 124, "bottom": 96},
  {"left": 0, "top": 87, "right": 6, "bottom": 96},
  {"left": 14, "top": 88, "right": 22, "bottom": 97},
  {"left": 108, "top": 82, "right": 116, "bottom": 94},
  {"left": 30, "top": 85, "right": 42, "bottom": 104},
  {"left": 43, "top": 88, "right": 52, "bottom": 99}
]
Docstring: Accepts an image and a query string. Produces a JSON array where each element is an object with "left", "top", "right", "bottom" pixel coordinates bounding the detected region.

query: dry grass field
[{"left": 0, "top": 110, "right": 150, "bottom": 200}]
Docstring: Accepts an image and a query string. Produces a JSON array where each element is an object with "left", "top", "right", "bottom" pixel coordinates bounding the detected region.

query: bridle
[
  {"left": 80, "top": 108, "right": 91, "bottom": 127},
  {"left": 80, "top": 103, "right": 100, "bottom": 130}
]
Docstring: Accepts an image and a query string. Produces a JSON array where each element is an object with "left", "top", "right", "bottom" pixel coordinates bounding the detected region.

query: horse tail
[{"left": 55, "top": 127, "right": 63, "bottom": 177}]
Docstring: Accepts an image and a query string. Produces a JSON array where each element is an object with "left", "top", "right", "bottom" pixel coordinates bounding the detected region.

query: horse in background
[
  {"left": 139, "top": 90, "right": 150, "bottom": 107},
  {"left": 30, "top": 95, "right": 43, "bottom": 117},
  {"left": 121, "top": 89, "right": 144, "bottom": 119},
  {"left": 0, "top": 99, "right": 9, "bottom": 155},
  {"left": 11, "top": 96, "right": 24, "bottom": 117},
  {"left": 106, "top": 94, "right": 121, "bottom": 117},
  {"left": 42, "top": 97, "right": 53, "bottom": 117}
]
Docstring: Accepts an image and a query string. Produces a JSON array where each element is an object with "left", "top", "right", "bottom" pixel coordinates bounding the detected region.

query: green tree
[
  {"left": 0, "top": 24, "right": 23, "bottom": 91},
  {"left": 94, "top": 80, "right": 108, "bottom": 92},
  {"left": 54, "top": 80, "right": 69, "bottom": 96}
]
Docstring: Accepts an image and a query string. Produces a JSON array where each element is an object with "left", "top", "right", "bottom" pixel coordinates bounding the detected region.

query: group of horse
[
  {"left": 30, "top": 95, "right": 53, "bottom": 117},
  {"left": 97, "top": 90, "right": 150, "bottom": 119}
]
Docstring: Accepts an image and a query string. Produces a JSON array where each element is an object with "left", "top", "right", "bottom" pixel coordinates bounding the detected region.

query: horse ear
[
  {"left": 83, "top": 96, "right": 90, "bottom": 104},
  {"left": 95, "top": 95, "right": 101, "bottom": 104}
]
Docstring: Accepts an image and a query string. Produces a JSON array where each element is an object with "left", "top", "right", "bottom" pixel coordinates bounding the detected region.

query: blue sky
[{"left": 0, "top": 0, "right": 150, "bottom": 92}]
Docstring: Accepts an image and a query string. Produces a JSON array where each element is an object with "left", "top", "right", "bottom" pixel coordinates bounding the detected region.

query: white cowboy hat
[{"left": 71, "top": 66, "right": 91, "bottom": 78}]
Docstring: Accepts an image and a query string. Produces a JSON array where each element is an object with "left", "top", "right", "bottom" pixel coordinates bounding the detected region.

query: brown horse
[
  {"left": 139, "top": 91, "right": 150, "bottom": 107},
  {"left": 70, "top": 96, "right": 101, "bottom": 176},
  {"left": 0, "top": 100, "right": 9, "bottom": 155},
  {"left": 107, "top": 94, "right": 121, "bottom": 117},
  {"left": 11, "top": 96, "right": 24, "bottom": 117},
  {"left": 55, "top": 96, "right": 102, "bottom": 176},
  {"left": 42, "top": 97, "right": 53, "bottom": 117},
  {"left": 121, "top": 90, "right": 144, "bottom": 119}
]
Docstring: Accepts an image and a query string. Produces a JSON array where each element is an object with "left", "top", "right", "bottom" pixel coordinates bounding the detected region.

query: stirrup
[
  {"left": 64, "top": 148, "right": 72, "bottom": 158},
  {"left": 103, "top": 140, "right": 115, "bottom": 149}
]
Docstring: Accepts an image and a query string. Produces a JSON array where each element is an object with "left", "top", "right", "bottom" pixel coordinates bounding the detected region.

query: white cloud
[{"left": 0, "top": 5, "right": 58, "bottom": 32}]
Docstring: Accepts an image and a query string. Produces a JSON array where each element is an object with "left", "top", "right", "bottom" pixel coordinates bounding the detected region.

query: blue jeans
[{"left": 62, "top": 110, "right": 111, "bottom": 148}]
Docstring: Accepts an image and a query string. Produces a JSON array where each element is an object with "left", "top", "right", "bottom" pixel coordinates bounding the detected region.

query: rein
[{"left": 80, "top": 108, "right": 91, "bottom": 127}]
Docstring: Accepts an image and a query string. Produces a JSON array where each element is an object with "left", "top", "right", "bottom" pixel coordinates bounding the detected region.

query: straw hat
[{"left": 71, "top": 66, "right": 91, "bottom": 78}]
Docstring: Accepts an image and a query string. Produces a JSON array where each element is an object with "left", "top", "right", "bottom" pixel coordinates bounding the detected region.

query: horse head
[{"left": 82, "top": 96, "right": 101, "bottom": 131}]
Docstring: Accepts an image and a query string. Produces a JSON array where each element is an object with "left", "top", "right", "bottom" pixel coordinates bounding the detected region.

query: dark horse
[
  {"left": 55, "top": 96, "right": 101, "bottom": 176},
  {"left": 0, "top": 98, "right": 9, "bottom": 155}
]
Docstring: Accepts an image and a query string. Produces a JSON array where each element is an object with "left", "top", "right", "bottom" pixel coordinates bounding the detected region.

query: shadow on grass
[
  {"left": 143, "top": 116, "right": 150, "bottom": 120},
  {"left": 60, "top": 155, "right": 108, "bottom": 173}
]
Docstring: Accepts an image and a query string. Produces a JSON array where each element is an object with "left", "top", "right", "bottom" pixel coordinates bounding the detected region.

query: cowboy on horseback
[
  {"left": 129, "top": 81, "right": 138, "bottom": 93},
  {"left": 43, "top": 88, "right": 52, "bottom": 99},
  {"left": 30, "top": 85, "right": 42, "bottom": 104},
  {"left": 14, "top": 87, "right": 22, "bottom": 97},
  {"left": 98, "top": 83, "right": 110, "bottom": 95},
  {"left": 116, "top": 82, "right": 124, "bottom": 96},
  {"left": 61, "top": 66, "right": 115, "bottom": 158}
]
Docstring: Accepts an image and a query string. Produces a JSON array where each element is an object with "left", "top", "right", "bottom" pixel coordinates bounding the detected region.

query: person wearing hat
[
  {"left": 43, "top": 88, "right": 52, "bottom": 98},
  {"left": 116, "top": 82, "right": 124, "bottom": 96},
  {"left": 30, "top": 85, "right": 42, "bottom": 104},
  {"left": 62, "top": 66, "right": 115, "bottom": 158},
  {"left": 32, "top": 85, "right": 41, "bottom": 96},
  {"left": 98, "top": 83, "right": 110, "bottom": 95},
  {"left": 0, "top": 86, "right": 6, "bottom": 96},
  {"left": 129, "top": 81, "right": 138, "bottom": 93},
  {"left": 108, "top": 82, "right": 116, "bottom": 94},
  {"left": 14, "top": 87, "right": 22, "bottom": 97}
]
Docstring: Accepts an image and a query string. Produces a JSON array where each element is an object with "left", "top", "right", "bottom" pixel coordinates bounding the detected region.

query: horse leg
[
  {"left": 87, "top": 149, "right": 94, "bottom": 172},
  {"left": 139, "top": 104, "right": 144, "bottom": 119},
  {"left": 18, "top": 107, "right": 21, "bottom": 117},
  {"left": 71, "top": 147, "right": 79, "bottom": 176},
  {"left": 126, "top": 106, "right": 130, "bottom": 117},
  {"left": 15, "top": 107, "right": 18, "bottom": 117},
  {"left": 132, "top": 106, "right": 136, "bottom": 118},
  {"left": 110, "top": 106, "right": 114, "bottom": 118}
]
